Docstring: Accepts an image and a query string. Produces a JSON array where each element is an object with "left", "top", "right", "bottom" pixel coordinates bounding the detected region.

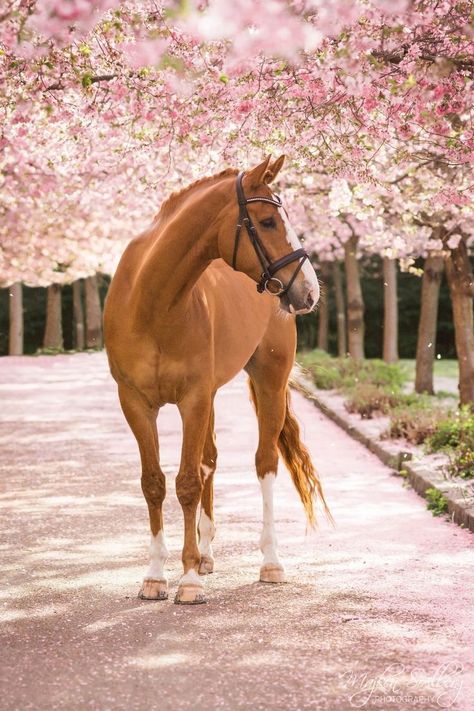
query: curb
[{"left": 290, "top": 366, "right": 474, "bottom": 534}]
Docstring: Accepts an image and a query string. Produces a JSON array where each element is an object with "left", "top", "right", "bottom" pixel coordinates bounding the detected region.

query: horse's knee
[
  {"left": 176, "top": 471, "right": 203, "bottom": 508},
  {"left": 141, "top": 469, "right": 166, "bottom": 507}
]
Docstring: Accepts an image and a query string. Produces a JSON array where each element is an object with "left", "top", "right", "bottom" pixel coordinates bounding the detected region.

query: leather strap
[{"left": 232, "top": 172, "right": 308, "bottom": 296}]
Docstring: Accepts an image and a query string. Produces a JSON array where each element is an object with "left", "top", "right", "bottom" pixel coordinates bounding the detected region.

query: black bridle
[{"left": 232, "top": 172, "right": 309, "bottom": 296}]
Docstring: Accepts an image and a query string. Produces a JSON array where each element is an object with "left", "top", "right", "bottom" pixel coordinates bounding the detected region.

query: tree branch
[
  {"left": 44, "top": 74, "right": 117, "bottom": 91},
  {"left": 371, "top": 49, "right": 474, "bottom": 74}
]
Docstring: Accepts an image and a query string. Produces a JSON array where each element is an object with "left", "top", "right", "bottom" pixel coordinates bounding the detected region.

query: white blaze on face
[
  {"left": 278, "top": 206, "right": 320, "bottom": 305},
  {"left": 259, "top": 473, "right": 282, "bottom": 567},
  {"left": 145, "top": 531, "right": 169, "bottom": 581}
]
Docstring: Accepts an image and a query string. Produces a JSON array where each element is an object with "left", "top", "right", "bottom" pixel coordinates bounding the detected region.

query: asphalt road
[{"left": 0, "top": 353, "right": 473, "bottom": 711}]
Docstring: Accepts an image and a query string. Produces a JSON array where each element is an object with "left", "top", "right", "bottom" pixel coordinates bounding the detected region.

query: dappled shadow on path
[{"left": 0, "top": 354, "right": 472, "bottom": 711}]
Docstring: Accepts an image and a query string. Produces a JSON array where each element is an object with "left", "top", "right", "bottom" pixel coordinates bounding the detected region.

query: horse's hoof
[
  {"left": 138, "top": 579, "right": 168, "bottom": 600},
  {"left": 199, "top": 555, "right": 214, "bottom": 575},
  {"left": 174, "top": 584, "right": 207, "bottom": 605},
  {"left": 259, "top": 564, "right": 286, "bottom": 584}
]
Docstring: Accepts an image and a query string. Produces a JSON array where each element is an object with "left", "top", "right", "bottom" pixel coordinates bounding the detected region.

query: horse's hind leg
[
  {"left": 118, "top": 384, "right": 168, "bottom": 601},
  {"left": 198, "top": 404, "right": 217, "bottom": 575},
  {"left": 246, "top": 372, "right": 287, "bottom": 583},
  {"left": 245, "top": 328, "right": 296, "bottom": 584}
]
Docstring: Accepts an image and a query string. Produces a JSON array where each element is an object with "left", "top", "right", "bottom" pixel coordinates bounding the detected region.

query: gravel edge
[{"left": 290, "top": 365, "right": 474, "bottom": 534}]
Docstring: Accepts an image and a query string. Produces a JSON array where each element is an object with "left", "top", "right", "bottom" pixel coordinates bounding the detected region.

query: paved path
[{"left": 0, "top": 353, "right": 473, "bottom": 711}]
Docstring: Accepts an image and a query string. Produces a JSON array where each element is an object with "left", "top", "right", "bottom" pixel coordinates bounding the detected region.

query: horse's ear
[
  {"left": 263, "top": 154, "right": 285, "bottom": 184},
  {"left": 245, "top": 155, "right": 272, "bottom": 190}
]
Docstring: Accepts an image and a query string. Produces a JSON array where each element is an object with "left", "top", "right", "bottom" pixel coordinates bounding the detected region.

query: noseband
[{"left": 232, "top": 172, "right": 309, "bottom": 295}]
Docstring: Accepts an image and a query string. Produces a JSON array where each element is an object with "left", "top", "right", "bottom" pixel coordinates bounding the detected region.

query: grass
[
  {"left": 427, "top": 408, "right": 474, "bottom": 479},
  {"left": 425, "top": 488, "right": 449, "bottom": 517},
  {"left": 399, "top": 358, "right": 459, "bottom": 381},
  {"left": 298, "top": 350, "right": 406, "bottom": 393},
  {"left": 298, "top": 349, "right": 473, "bottom": 480},
  {"left": 387, "top": 399, "right": 449, "bottom": 445},
  {"left": 345, "top": 384, "right": 405, "bottom": 419}
]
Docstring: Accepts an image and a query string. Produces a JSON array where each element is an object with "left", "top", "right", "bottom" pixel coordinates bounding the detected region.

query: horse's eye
[{"left": 259, "top": 217, "right": 276, "bottom": 229}]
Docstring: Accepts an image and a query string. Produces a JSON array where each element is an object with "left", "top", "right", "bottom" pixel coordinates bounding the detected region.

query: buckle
[{"left": 263, "top": 277, "right": 285, "bottom": 295}]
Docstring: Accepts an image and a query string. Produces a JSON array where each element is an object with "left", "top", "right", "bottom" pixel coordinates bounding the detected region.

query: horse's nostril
[{"left": 304, "top": 295, "right": 315, "bottom": 310}]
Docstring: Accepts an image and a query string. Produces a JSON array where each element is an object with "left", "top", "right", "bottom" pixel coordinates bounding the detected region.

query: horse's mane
[{"left": 157, "top": 168, "right": 238, "bottom": 219}]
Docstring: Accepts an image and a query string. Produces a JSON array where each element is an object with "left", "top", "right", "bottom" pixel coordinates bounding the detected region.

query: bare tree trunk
[
  {"left": 43, "top": 284, "right": 63, "bottom": 350},
  {"left": 415, "top": 255, "right": 444, "bottom": 395},
  {"left": 444, "top": 238, "right": 474, "bottom": 406},
  {"left": 8, "top": 282, "right": 23, "bottom": 355},
  {"left": 344, "top": 234, "right": 365, "bottom": 359},
  {"left": 73, "top": 280, "right": 85, "bottom": 351},
  {"left": 333, "top": 261, "right": 347, "bottom": 357},
  {"left": 85, "top": 275, "right": 103, "bottom": 349},
  {"left": 383, "top": 257, "right": 399, "bottom": 363},
  {"left": 317, "top": 262, "right": 329, "bottom": 351}
]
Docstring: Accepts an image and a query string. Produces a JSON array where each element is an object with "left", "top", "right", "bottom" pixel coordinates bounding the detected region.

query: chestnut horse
[{"left": 104, "top": 155, "right": 329, "bottom": 605}]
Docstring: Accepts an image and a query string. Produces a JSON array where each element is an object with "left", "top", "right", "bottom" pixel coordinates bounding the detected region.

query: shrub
[
  {"left": 427, "top": 407, "right": 474, "bottom": 451},
  {"left": 309, "top": 364, "right": 343, "bottom": 390},
  {"left": 388, "top": 400, "right": 448, "bottom": 445},
  {"left": 361, "top": 360, "right": 406, "bottom": 389},
  {"left": 298, "top": 352, "right": 407, "bottom": 393},
  {"left": 447, "top": 445, "right": 474, "bottom": 479},
  {"left": 298, "top": 350, "right": 343, "bottom": 390},
  {"left": 427, "top": 408, "right": 474, "bottom": 480},
  {"left": 345, "top": 384, "right": 403, "bottom": 419},
  {"left": 425, "top": 488, "right": 449, "bottom": 517}
]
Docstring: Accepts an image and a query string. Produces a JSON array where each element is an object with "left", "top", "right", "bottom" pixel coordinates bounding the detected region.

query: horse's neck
[{"left": 131, "top": 184, "right": 225, "bottom": 322}]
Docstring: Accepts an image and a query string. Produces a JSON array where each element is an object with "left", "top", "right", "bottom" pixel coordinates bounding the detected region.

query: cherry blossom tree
[{"left": 0, "top": 0, "right": 473, "bottom": 400}]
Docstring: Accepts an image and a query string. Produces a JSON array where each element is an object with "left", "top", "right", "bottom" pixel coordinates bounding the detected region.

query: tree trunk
[
  {"left": 8, "top": 282, "right": 24, "bottom": 355},
  {"left": 444, "top": 238, "right": 474, "bottom": 406},
  {"left": 73, "top": 280, "right": 85, "bottom": 351},
  {"left": 333, "top": 260, "right": 347, "bottom": 357},
  {"left": 317, "top": 262, "right": 329, "bottom": 351},
  {"left": 85, "top": 275, "right": 103, "bottom": 349},
  {"left": 383, "top": 257, "right": 399, "bottom": 363},
  {"left": 415, "top": 255, "right": 444, "bottom": 395},
  {"left": 344, "top": 234, "right": 365, "bottom": 359},
  {"left": 43, "top": 284, "right": 63, "bottom": 350}
]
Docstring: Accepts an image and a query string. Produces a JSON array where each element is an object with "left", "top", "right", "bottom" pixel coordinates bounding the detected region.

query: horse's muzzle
[{"left": 279, "top": 288, "right": 317, "bottom": 315}]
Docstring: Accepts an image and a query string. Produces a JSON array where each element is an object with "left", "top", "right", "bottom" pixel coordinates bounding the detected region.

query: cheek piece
[{"left": 231, "top": 171, "right": 309, "bottom": 296}]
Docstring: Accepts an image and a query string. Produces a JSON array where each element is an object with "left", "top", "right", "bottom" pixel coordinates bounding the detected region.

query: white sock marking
[
  {"left": 179, "top": 569, "right": 203, "bottom": 587},
  {"left": 198, "top": 509, "right": 215, "bottom": 557},
  {"left": 144, "top": 531, "right": 168, "bottom": 581},
  {"left": 259, "top": 472, "right": 282, "bottom": 567}
]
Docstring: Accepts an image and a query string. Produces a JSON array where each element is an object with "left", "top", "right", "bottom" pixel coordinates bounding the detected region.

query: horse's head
[{"left": 218, "top": 155, "right": 320, "bottom": 314}]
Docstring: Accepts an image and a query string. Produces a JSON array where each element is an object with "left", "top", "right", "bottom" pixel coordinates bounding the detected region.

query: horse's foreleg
[
  {"left": 118, "top": 385, "right": 168, "bottom": 601},
  {"left": 247, "top": 374, "right": 287, "bottom": 584},
  {"left": 175, "top": 392, "right": 211, "bottom": 604},
  {"left": 198, "top": 405, "right": 217, "bottom": 575}
]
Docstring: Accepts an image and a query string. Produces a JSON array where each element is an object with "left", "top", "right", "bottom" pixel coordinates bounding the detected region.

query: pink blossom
[{"left": 123, "top": 39, "right": 169, "bottom": 69}]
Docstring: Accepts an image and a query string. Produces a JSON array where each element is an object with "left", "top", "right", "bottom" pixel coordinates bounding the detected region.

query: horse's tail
[
  {"left": 278, "top": 387, "right": 332, "bottom": 527},
  {"left": 248, "top": 379, "right": 332, "bottom": 527}
]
